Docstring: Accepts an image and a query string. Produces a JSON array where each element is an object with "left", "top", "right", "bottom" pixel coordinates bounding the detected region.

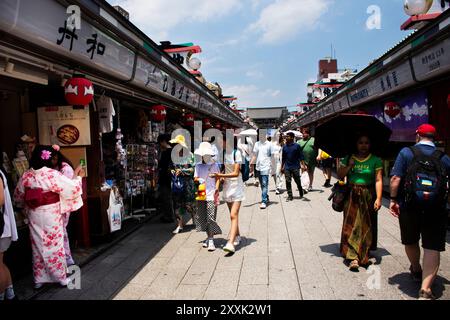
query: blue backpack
[
  {"left": 171, "top": 174, "right": 184, "bottom": 194},
  {"left": 234, "top": 150, "right": 250, "bottom": 182}
]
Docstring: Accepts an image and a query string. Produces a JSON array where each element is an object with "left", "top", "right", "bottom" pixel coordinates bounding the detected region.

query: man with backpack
[{"left": 390, "top": 124, "right": 450, "bottom": 300}]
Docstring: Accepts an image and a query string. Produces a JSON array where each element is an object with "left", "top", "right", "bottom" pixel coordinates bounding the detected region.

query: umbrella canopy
[
  {"left": 239, "top": 129, "right": 258, "bottom": 136},
  {"left": 283, "top": 130, "right": 303, "bottom": 138},
  {"left": 315, "top": 113, "right": 392, "bottom": 158}
]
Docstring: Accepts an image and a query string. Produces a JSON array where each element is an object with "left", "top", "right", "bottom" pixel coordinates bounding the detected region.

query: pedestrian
[
  {"left": 14, "top": 145, "right": 85, "bottom": 289},
  {"left": 157, "top": 134, "right": 175, "bottom": 224},
  {"left": 337, "top": 134, "right": 383, "bottom": 271},
  {"left": 281, "top": 132, "right": 307, "bottom": 202},
  {"left": 298, "top": 128, "right": 317, "bottom": 192},
  {"left": 0, "top": 149, "right": 19, "bottom": 301},
  {"left": 50, "top": 145, "right": 76, "bottom": 266},
  {"left": 271, "top": 132, "right": 284, "bottom": 195},
  {"left": 317, "top": 149, "right": 333, "bottom": 188},
  {"left": 169, "top": 135, "right": 196, "bottom": 234},
  {"left": 250, "top": 132, "right": 274, "bottom": 209},
  {"left": 210, "top": 136, "right": 244, "bottom": 254},
  {"left": 389, "top": 124, "right": 450, "bottom": 300},
  {"left": 194, "top": 142, "right": 222, "bottom": 251}
]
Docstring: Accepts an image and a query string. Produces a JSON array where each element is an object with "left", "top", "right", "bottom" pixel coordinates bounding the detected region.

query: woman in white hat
[
  {"left": 209, "top": 135, "right": 245, "bottom": 254},
  {"left": 169, "top": 135, "right": 196, "bottom": 234},
  {"left": 194, "top": 142, "right": 222, "bottom": 251}
]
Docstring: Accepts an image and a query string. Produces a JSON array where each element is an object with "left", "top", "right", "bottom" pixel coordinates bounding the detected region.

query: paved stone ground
[{"left": 35, "top": 171, "right": 450, "bottom": 300}]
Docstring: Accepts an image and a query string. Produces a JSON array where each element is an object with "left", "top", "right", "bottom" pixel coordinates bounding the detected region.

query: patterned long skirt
[
  {"left": 340, "top": 185, "right": 375, "bottom": 265},
  {"left": 194, "top": 201, "right": 222, "bottom": 236}
]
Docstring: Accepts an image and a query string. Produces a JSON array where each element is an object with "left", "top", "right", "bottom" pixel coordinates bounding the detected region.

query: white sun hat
[{"left": 194, "top": 142, "right": 215, "bottom": 156}]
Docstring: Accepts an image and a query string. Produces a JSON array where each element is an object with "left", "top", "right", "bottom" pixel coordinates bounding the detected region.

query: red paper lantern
[
  {"left": 64, "top": 75, "right": 94, "bottom": 106},
  {"left": 150, "top": 104, "right": 167, "bottom": 122},
  {"left": 203, "top": 118, "right": 212, "bottom": 128},
  {"left": 215, "top": 123, "right": 222, "bottom": 130},
  {"left": 384, "top": 101, "right": 401, "bottom": 118},
  {"left": 184, "top": 113, "right": 195, "bottom": 126}
]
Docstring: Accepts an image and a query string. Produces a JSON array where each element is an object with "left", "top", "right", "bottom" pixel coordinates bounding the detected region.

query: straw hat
[
  {"left": 194, "top": 142, "right": 215, "bottom": 156},
  {"left": 169, "top": 135, "right": 188, "bottom": 149}
]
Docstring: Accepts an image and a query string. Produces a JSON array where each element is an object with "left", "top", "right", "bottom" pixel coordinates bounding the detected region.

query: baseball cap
[{"left": 416, "top": 124, "right": 436, "bottom": 137}]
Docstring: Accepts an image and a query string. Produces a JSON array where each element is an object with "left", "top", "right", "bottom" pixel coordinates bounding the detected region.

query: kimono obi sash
[{"left": 25, "top": 188, "right": 60, "bottom": 209}]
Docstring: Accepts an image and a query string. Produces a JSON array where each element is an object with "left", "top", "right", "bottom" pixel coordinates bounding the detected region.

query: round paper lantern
[
  {"left": 384, "top": 102, "right": 401, "bottom": 118},
  {"left": 202, "top": 118, "right": 212, "bottom": 129},
  {"left": 150, "top": 105, "right": 167, "bottom": 122},
  {"left": 64, "top": 75, "right": 94, "bottom": 106},
  {"left": 184, "top": 113, "right": 195, "bottom": 126},
  {"left": 215, "top": 123, "right": 222, "bottom": 130},
  {"left": 404, "top": 0, "right": 433, "bottom": 16}
]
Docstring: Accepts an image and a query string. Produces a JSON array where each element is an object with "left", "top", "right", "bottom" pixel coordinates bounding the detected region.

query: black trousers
[
  {"left": 285, "top": 168, "right": 304, "bottom": 197},
  {"left": 159, "top": 184, "right": 174, "bottom": 220}
]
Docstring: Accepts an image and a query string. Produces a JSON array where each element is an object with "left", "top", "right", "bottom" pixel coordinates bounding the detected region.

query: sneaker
[
  {"left": 59, "top": 279, "right": 69, "bottom": 287},
  {"left": 410, "top": 265, "right": 423, "bottom": 282},
  {"left": 223, "top": 242, "right": 236, "bottom": 254},
  {"left": 308, "top": 186, "right": 313, "bottom": 192},
  {"left": 233, "top": 236, "right": 242, "bottom": 246},
  {"left": 202, "top": 240, "right": 208, "bottom": 248},
  {"left": 418, "top": 289, "right": 436, "bottom": 300},
  {"left": 34, "top": 283, "right": 44, "bottom": 290},
  {"left": 275, "top": 189, "right": 280, "bottom": 195},
  {"left": 207, "top": 239, "right": 216, "bottom": 251},
  {"left": 260, "top": 202, "right": 267, "bottom": 209},
  {"left": 172, "top": 226, "right": 183, "bottom": 234},
  {"left": 286, "top": 196, "right": 293, "bottom": 202}
]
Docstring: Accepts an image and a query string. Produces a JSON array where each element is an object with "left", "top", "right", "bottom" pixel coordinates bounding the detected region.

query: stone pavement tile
[
  {"left": 172, "top": 285, "right": 208, "bottom": 300},
  {"left": 166, "top": 247, "right": 200, "bottom": 270},
  {"left": 128, "top": 264, "right": 163, "bottom": 287},
  {"left": 181, "top": 256, "right": 219, "bottom": 285},
  {"left": 292, "top": 254, "right": 329, "bottom": 285},
  {"left": 203, "top": 285, "right": 237, "bottom": 300},
  {"left": 239, "top": 256, "right": 268, "bottom": 285},
  {"left": 209, "top": 269, "right": 240, "bottom": 288},
  {"left": 140, "top": 268, "right": 187, "bottom": 300},
  {"left": 113, "top": 284, "right": 148, "bottom": 300},
  {"left": 300, "top": 283, "right": 336, "bottom": 300},
  {"left": 268, "top": 268, "right": 301, "bottom": 300},
  {"left": 215, "top": 255, "right": 244, "bottom": 270},
  {"left": 235, "top": 285, "right": 268, "bottom": 300}
]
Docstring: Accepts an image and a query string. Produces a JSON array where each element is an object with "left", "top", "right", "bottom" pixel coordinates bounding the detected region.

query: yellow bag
[{"left": 321, "top": 151, "right": 331, "bottom": 160}]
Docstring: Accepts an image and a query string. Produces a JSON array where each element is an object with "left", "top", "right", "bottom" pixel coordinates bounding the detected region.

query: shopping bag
[
  {"left": 301, "top": 171, "right": 310, "bottom": 190},
  {"left": 107, "top": 190, "right": 122, "bottom": 232},
  {"left": 328, "top": 181, "right": 350, "bottom": 212}
]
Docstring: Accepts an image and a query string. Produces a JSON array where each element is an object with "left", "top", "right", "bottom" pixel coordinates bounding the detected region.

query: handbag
[
  {"left": 301, "top": 171, "right": 310, "bottom": 190},
  {"left": 107, "top": 189, "right": 122, "bottom": 233},
  {"left": 328, "top": 181, "right": 350, "bottom": 212}
]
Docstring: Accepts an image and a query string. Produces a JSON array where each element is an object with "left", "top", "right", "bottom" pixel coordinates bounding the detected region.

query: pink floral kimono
[
  {"left": 14, "top": 167, "right": 83, "bottom": 286},
  {"left": 60, "top": 162, "right": 75, "bottom": 266}
]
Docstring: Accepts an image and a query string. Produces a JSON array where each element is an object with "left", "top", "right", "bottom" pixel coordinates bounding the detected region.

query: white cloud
[
  {"left": 222, "top": 84, "right": 281, "bottom": 107},
  {"left": 246, "top": 70, "right": 264, "bottom": 79},
  {"left": 249, "top": 0, "right": 332, "bottom": 44},
  {"left": 111, "top": 0, "right": 241, "bottom": 41}
]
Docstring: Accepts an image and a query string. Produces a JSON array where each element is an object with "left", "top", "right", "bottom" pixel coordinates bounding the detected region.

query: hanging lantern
[
  {"left": 384, "top": 101, "right": 401, "bottom": 118},
  {"left": 403, "top": 0, "right": 433, "bottom": 16},
  {"left": 150, "top": 104, "right": 167, "bottom": 122},
  {"left": 203, "top": 118, "right": 212, "bottom": 129},
  {"left": 215, "top": 123, "right": 222, "bottom": 130},
  {"left": 447, "top": 94, "right": 450, "bottom": 109},
  {"left": 184, "top": 113, "right": 195, "bottom": 126},
  {"left": 64, "top": 74, "right": 94, "bottom": 106}
]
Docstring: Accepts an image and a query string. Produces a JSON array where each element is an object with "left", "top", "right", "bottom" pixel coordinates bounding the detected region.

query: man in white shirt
[{"left": 250, "top": 132, "right": 274, "bottom": 209}]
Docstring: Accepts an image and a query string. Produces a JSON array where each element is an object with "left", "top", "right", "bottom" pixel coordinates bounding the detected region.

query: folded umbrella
[{"left": 315, "top": 113, "right": 392, "bottom": 158}]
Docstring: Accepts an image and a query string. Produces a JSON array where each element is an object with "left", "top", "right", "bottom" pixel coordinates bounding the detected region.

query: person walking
[
  {"left": 271, "top": 132, "right": 284, "bottom": 195},
  {"left": 282, "top": 132, "right": 307, "bottom": 202},
  {"left": 194, "top": 142, "right": 222, "bottom": 251},
  {"left": 298, "top": 128, "right": 317, "bottom": 192},
  {"left": 390, "top": 124, "right": 450, "bottom": 300},
  {"left": 210, "top": 136, "right": 245, "bottom": 255},
  {"left": 169, "top": 135, "right": 196, "bottom": 234},
  {"left": 50, "top": 145, "right": 76, "bottom": 266},
  {"left": 14, "top": 146, "right": 84, "bottom": 289},
  {"left": 250, "top": 133, "right": 274, "bottom": 209},
  {"left": 317, "top": 149, "right": 333, "bottom": 188},
  {"left": 157, "top": 134, "right": 175, "bottom": 224},
  {"left": 0, "top": 159, "right": 19, "bottom": 301},
  {"left": 238, "top": 136, "right": 254, "bottom": 187},
  {"left": 338, "top": 134, "right": 383, "bottom": 271}
]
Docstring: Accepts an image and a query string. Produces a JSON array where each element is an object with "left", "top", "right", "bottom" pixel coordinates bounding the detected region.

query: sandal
[{"left": 349, "top": 260, "right": 359, "bottom": 271}]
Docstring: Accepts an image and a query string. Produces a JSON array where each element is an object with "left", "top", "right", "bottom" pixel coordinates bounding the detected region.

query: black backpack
[
  {"left": 234, "top": 150, "right": 250, "bottom": 183},
  {"left": 404, "top": 146, "right": 449, "bottom": 209}
]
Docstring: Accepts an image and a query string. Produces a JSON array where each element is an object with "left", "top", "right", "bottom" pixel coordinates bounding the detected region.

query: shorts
[
  {"left": 399, "top": 205, "right": 448, "bottom": 252},
  {"left": 321, "top": 158, "right": 334, "bottom": 169},
  {"left": 0, "top": 237, "right": 12, "bottom": 253}
]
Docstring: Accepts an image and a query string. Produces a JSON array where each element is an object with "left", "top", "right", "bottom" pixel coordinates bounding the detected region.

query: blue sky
[{"left": 108, "top": 0, "right": 440, "bottom": 110}]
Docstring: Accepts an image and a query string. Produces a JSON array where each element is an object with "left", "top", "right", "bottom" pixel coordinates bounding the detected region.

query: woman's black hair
[
  {"left": 52, "top": 149, "right": 74, "bottom": 170},
  {"left": 29, "top": 145, "right": 56, "bottom": 170}
]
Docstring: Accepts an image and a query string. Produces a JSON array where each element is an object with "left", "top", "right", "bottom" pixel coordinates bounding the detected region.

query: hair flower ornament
[
  {"left": 41, "top": 150, "right": 52, "bottom": 160},
  {"left": 52, "top": 144, "right": 60, "bottom": 152}
]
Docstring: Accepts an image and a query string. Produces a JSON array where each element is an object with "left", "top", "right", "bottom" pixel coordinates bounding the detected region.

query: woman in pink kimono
[
  {"left": 51, "top": 145, "right": 76, "bottom": 266},
  {"left": 14, "top": 146, "right": 85, "bottom": 289}
]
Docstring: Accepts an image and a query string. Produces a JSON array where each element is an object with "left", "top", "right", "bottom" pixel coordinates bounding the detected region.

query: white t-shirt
[
  {"left": 253, "top": 141, "right": 273, "bottom": 174},
  {"left": 97, "top": 96, "right": 115, "bottom": 133},
  {"left": 224, "top": 150, "right": 243, "bottom": 182},
  {"left": 194, "top": 163, "right": 220, "bottom": 201},
  {"left": 271, "top": 143, "right": 282, "bottom": 172}
]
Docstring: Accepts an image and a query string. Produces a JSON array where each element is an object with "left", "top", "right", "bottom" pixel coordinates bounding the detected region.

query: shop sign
[
  {"left": 37, "top": 106, "right": 91, "bottom": 146},
  {"left": 333, "top": 95, "right": 349, "bottom": 112},
  {"left": 412, "top": 38, "right": 450, "bottom": 81},
  {"left": 348, "top": 61, "right": 414, "bottom": 107}
]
